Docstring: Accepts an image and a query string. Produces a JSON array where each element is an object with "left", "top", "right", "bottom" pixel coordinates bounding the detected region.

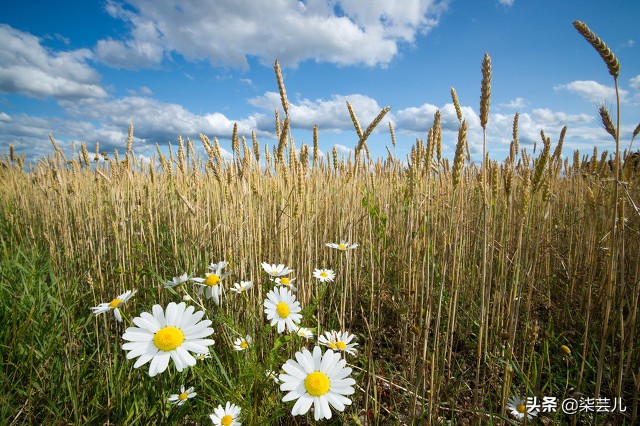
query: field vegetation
[{"left": 0, "top": 21, "right": 638, "bottom": 425}]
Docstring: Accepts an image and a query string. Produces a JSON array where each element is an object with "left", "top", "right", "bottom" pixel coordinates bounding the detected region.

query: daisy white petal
[
  {"left": 293, "top": 326, "right": 314, "bottom": 340},
  {"left": 279, "top": 346, "right": 355, "bottom": 420},
  {"left": 274, "top": 276, "right": 297, "bottom": 291},
  {"left": 263, "top": 287, "right": 302, "bottom": 333},
  {"left": 210, "top": 401, "right": 241, "bottom": 425},
  {"left": 261, "top": 262, "right": 294, "bottom": 278},
  {"left": 233, "top": 335, "right": 252, "bottom": 351},
  {"left": 318, "top": 330, "right": 359, "bottom": 355},
  {"left": 122, "top": 302, "right": 215, "bottom": 377},
  {"left": 230, "top": 281, "right": 253, "bottom": 294},
  {"left": 507, "top": 396, "right": 538, "bottom": 420},
  {"left": 164, "top": 273, "right": 189, "bottom": 289},
  {"left": 195, "top": 352, "right": 211, "bottom": 361},
  {"left": 312, "top": 268, "right": 336, "bottom": 283},
  {"left": 90, "top": 290, "right": 136, "bottom": 322},
  {"left": 325, "top": 240, "right": 358, "bottom": 251},
  {"left": 193, "top": 269, "right": 230, "bottom": 305},
  {"left": 168, "top": 385, "right": 197, "bottom": 406}
]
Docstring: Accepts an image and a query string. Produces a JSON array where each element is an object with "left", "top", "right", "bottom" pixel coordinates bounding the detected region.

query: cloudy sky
[{"left": 1, "top": 0, "right": 639, "bottom": 163}]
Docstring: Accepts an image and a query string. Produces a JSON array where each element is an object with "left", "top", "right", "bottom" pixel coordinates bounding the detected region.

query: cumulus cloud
[
  {"left": 554, "top": 80, "right": 628, "bottom": 105},
  {"left": 0, "top": 24, "right": 107, "bottom": 99},
  {"left": 499, "top": 97, "right": 526, "bottom": 109},
  {"left": 94, "top": 2, "right": 165, "bottom": 69},
  {"left": 630, "top": 75, "right": 640, "bottom": 91},
  {"left": 94, "top": 0, "right": 450, "bottom": 69},
  {"left": 498, "top": 0, "right": 514, "bottom": 6},
  {"left": 58, "top": 95, "right": 271, "bottom": 150},
  {"left": 249, "top": 92, "right": 388, "bottom": 133},
  {"left": 396, "top": 102, "right": 480, "bottom": 133}
]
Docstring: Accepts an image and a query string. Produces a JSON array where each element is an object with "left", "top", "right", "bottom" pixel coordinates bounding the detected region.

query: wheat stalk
[
  {"left": 573, "top": 21, "right": 620, "bottom": 77},
  {"left": 274, "top": 60, "right": 289, "bottom": 115},
  {"left": 452, "top": 121, "right": 467, "bottom": 188},
  {"left": 480, "top": 53, "right": 492, "bottom": 130},
  {"left": 451, "top": 87, "right": 463, "bottom": 123}
]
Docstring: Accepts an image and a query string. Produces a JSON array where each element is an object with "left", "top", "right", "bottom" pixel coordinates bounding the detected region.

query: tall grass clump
[{"left": 1, "top": 20, "right": 639, "bottom": 425}]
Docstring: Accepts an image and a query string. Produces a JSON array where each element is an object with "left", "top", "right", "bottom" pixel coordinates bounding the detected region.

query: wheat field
[{"left": 0, "top": 21, "right": 638, "bottom": 425}]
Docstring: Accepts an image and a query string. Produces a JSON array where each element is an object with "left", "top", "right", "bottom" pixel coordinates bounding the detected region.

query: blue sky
[{"left": 1, "top": 0, "right": 639, "bottom": 163}]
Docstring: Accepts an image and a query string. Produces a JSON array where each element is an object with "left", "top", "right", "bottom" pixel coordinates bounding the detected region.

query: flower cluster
[{"left": 90, "top": 238, "right": 359, "bottom": 423}]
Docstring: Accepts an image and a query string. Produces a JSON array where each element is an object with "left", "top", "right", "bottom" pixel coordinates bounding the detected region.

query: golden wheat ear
[{"left": 573, "top": 21, "right": 620, "bottom": 77}]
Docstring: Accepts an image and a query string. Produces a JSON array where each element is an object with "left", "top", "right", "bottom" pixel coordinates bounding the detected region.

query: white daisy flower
[
  {"left": 168, "top": 385, "right": 197, "bottom": 406},
  {"left": 233, "top": 335, "right": 252, "bottom": 351},
  {"left": 274, "top": 276, "right": 297, "bottom": 291},
  {"left": 164, "top": 273, "right": 189, "bottom": 289},
  {"left": 210, "top": 402, "right": 241, "bottom": 425},
  {"left": 312, "top": 268, "right": 336, "bottom": 283},
  {"left": 325, "top": 240, "right": 358, "bottom": 252},
  {"left": 279, "top": 346, "right": 356, "bottom": 421},
  {"left": 195, "top": 352, "right": 211, "bottom": 361},
  {"left": 122, "top": 302, "right": 215, "bottom": 377},
  {"left": 208, "top": 260, "right": 229, "bottom": 273},
  {"left": 261, "top": 262, "right": 294, "bottom": 278},
  {"left": 507, "top": 396, "right": 538, "bottom": 420},
  {"left": 192, "top": 261, "right": 231, "bottom": 305},
  {"left": 265, "top": 370, "right": 282, "bottom": 384},
  {"left": 264, "top": 286, "right": 302, "bottom": 333},
  {"left": 318, "top": 330, "right": 358, "bottom": 355},
  {"left": 230, "top": 281, "right": 253, "bottom": 294},
  {"left": 90, "top": 290, "right": 136, "bottom": 322},
  {"left": 294, "top": 326, "right": 314, "bottom": 340}
]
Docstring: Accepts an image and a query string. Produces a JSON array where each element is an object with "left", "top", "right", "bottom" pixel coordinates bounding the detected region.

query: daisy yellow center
[
  {"left": 336, "top": 341, "right": 347, "bottom": 350},
  {"left": 305, "top": 371, "right": 330, "bottom": 396},
  {"left": 320, "top": 271, "right": 328, "bottom": 277},
  {"left": 178, "top": 391, "right": 188, "bottom": 401},
  {"left": 338, "top": 243, "right": 346, "bottom": 249},
  {"left": 327, "top": 342, "right": 337, "bottom": 349},
  {"left": 240, "top": 341, "right": 248, "bottom": 348},
  {"left": 516, "top": 403, "right": 526, "bottom": 414},
  {"left": 276, "top": 302, "right": 290, "bottom": 318},
  {"left": 154, "top": 326, "right": 185, "bottom": 351},
  {"left": 280, "top": 277, "right": 291, "bottom": 285},
  {"left": 221, "top": 415, "right": 233, "bottom": 426},
  {"left": 205, "top": 274, "right": 221, "bottom": 286},
  {"left": 109, "top": 298, "right": 123, "bottom": 308}
]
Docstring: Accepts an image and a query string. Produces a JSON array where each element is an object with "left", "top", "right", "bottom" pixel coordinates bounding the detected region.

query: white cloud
[
  {"left": 396, "top": 102, "right": 480, "bottom": 133},
  {"left": 499, "top": 97, "right": 526, "bottom": 109},
  {"left": 59, "top": 96, "right": 271, "bottom": 149},
  {"left": 630, "top": 75, "right": 640, "bottom": 91},
  {"left": 0, "top": 112, "right": 10, "bottom": 121},
  {"left": 94, "top": 0, "right": 450, "bottom": 69},
  {"left": 531, "top": 108, "right": 592, "bottom": 125},
  {"left": 554, "top": 80, "right": 628, "bottom": 105},
  {"left": 620, "top": 39, "right": 635, "bottom": 49},
  {"left": 498, "top": 0, "right": 514, "bottom": 6},
  {"left": 0, "top": 25, "right": 107, "bottom": 99},
  {"left": 249, "top": 92, "right": 388, "bottom": 133}
]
